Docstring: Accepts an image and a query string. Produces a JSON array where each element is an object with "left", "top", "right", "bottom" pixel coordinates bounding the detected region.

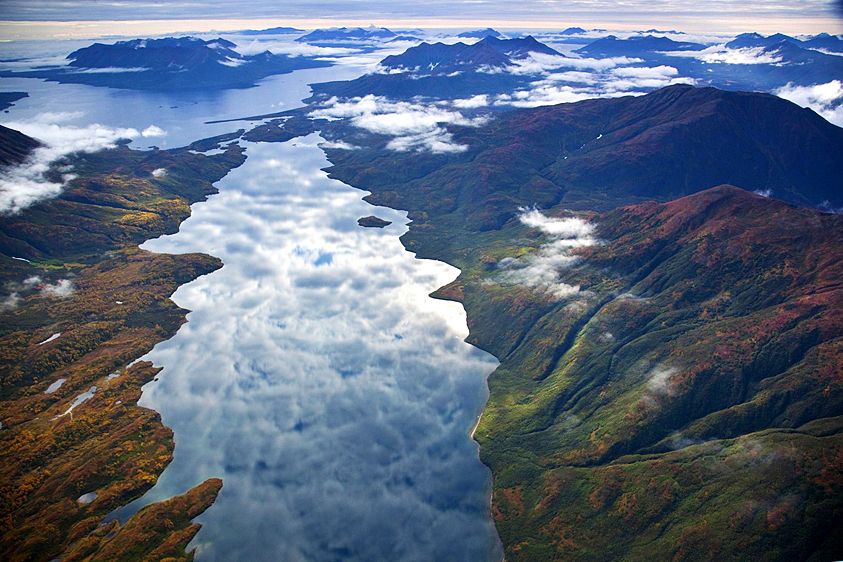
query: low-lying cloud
[
  {"left": 0, "top": 112, "right": 166, "bottom": 214},
  {"left": 493, "top": 60, "right": 695, "bottom": 108},
  {"left": 659, "top": 45, "right": 784, "bottom": 65},
  {"left": 497, "top": 208, "right": 597, "bottom": 299},
  {"left": 774, "top": 80, "right": 843, "bottom": 126},
  {"left": 309, "top": 95, "right": 486, "bottom": 153}
]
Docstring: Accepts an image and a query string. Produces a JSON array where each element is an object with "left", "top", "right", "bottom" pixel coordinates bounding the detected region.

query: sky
[{"left": 0, "top": 0, "right": 841, "bottom": 39}]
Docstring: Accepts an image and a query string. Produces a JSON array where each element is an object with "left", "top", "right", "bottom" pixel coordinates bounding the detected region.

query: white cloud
[
  {"left": 234, "top": 38, "right": 361, "bottom": 58},
  {"left": 660, "top": 45, "right": 784, "bottom": 65},
  {"left": 386, "top": 128, "right": 468, "bottom": 154},
  {"left": 641, "top": 365, "right": 681, "bottom": 408},
  {"left": 40, "top": 278, "right": 75, "bottom": 298},
  {"left": 319, "top": 139, "right": 360, "bottom": 150},
  {"left": 151, "top": 167, "right": 168, "bottom": 178},
  {"left": 774, "top": 80, "right": 843, "bottom": 126},
  {"left": 452, "top": 94, "right": 489, "bottom": 108},
  {"left": 0, "top": 112, "right": 164, "bottom": 214},
  {"left": 309, "top": 95, "right": 486, "bottom": 153},
  {"left": 141, "top": 125, "right": 167, "bottom": 137},
  {"left": 508, "top": 52, "right": 644, "bottom": 75},
  {"left": 611, "top": 65, "right": 679, "bottom": 79},
  {"left": 1, "top": 293, "right": 20, "bottom": 310},
  {"left": 496, "top": 208, "right": 597, "bottom": 299}
]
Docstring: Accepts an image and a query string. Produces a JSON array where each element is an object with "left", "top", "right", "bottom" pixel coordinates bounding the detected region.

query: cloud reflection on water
[{"left": 123, "top": 135, "right": 501, "bottom": 561}]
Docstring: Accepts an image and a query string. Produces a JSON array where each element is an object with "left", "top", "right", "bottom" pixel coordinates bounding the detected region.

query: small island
[{"left": 357, "top": 215, "right": 392, "bottom": 228}]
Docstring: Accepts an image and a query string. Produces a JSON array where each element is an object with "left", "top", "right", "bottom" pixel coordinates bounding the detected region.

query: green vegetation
[{"left": 318, "top": 87, "right": 843, "bottom": 561}]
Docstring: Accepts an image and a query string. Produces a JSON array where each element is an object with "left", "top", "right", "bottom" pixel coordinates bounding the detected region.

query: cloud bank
[
  {"left": 497, "top": 208, "right": 597, "bottom": 299},
  {"left": 309, "top": 95, "right": 487, "bottom": 153},
  {"left": 0, "top": 112, "right": 166, "bottom": 214},
  {"left": 774, "top": 80, "right": 843, "bottom": 126}
]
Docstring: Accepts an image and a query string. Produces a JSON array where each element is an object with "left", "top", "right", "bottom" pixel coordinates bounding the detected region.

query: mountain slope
[
  {"left": 379, "top": 35, "right": 562, "bottom": 73},
  {"left": 308, "top": 36, "right": 562, "bottom": 99},
  {"left": 475, "top": 186, "right": 843, "bottom": 561},
  {"left": 0, "top": 125, "right": 39, "bottom": 167},
  {"left": 575, "top": 34, "right": 705, "bottom": 56},
  {"left": 321, "top": 85, "right": 843, "bottom": 232},
  {"left": 316, "top": 86, "right": 843, "bottom": 559}
]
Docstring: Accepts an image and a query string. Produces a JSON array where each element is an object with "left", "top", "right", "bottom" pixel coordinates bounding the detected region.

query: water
[{"left": 2, "top": 41, "right": 502, "bottom": 561}]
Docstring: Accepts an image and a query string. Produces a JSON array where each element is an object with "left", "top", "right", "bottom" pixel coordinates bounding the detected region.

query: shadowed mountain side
[
  {"left": 322, "top": 85, "right": 843, "bottom": 232},
  {"left": 0, "top": 125, "right": 39, "bottom": 167},
  {"left": 0, "top": 37, "right": 331, "bottom": 91}
]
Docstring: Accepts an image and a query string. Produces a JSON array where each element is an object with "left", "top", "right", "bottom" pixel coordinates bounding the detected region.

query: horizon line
[{"left": 1, "top": 16, "right": 841, "bottom": 41}]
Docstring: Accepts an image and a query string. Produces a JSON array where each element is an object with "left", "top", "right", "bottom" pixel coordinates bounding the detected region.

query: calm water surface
[{"left": 1, "top": 48, "right": 501, "bottom": 561}]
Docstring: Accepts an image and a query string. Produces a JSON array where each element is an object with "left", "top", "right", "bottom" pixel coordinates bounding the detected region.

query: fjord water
[
  {"left": 128, "top": 135, "right": 501, "bottom": 561},
  {"left": 1, "top": 56, "right": 501, "bottom": 559}
]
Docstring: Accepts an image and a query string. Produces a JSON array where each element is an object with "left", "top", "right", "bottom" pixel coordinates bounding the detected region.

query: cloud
[
  {"left": 508, "top": 52, "right": 644, "bottom": 74},
  {"left": 494, "top": 60, "right": 695, "bottom": 108},
  {"left": 41, "top": 278, "right": 75, "bottom": 297},
  {"left": 386, "top": 128, "right": 468, "bottom": 153},
  {"left": 0, "top": 112, "right": 165, "bottom": 214},
  {"left": 641, "top": 364, "right": 682, "bottom": 408},
  {"left": 496, "top": 208, "right": 597, "bottom": 299},
  {"left": 308, "top": 95, "right": 487, "bottom": 153},
  {"left": 233, "top": 38, "right": 361, "bottom": 58},
  {"left": 151, "top": 167, "right": 168, "bottom": 178},
  {"left": 452, "top": 94, "right": 490, "bottom": 108},
  {"left": 605, "top": 65, "right": 696, "bottom": 90},
  {"left": 660, "top": 44, "right": 784, "bottom": 64},
  {"left": 319, "top": 139, "right": 360, "bottom": 150},
  {"left": 774, "top": 80, "right": 843, "bottom": 126},
  {"left": 141, "top": 125, "right": 167, "bottom": 137}
]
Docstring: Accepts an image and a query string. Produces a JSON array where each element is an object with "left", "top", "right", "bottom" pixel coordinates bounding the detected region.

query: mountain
[
  {"left": 0, "top": 125, "right": 39, "bottom": 167},
  {"left": 458, "top": 28, "right": 506, "bottom": 39},
  {"left": 726, "top": 32, "right": 801, "bottom": 49},
  {"left": 0, "top": 36, "right": 331, "bottom": 91},
  {"left": 802, "top": 32, "right": 843, "bottom": 53},
  {"left": 237, "top": 26, "right": 304, "bottom": 35},
  {"left": 296, "top": 26, "right": 397, "bottom": 44},
  {"left": 725, "top": 32, "right": 843, "bottom": 54},
  {"left": 306, "top": 36, "right": 561, "bottom": 99},
  {"left": 319, "top": 85, "right": 843, "bottom": 231},
  {"left": 576, "top": 34, "right": 706, "bottom": 56},
  {"left": 474, "top": 186, "right": 843, "bottom": 561},
  {"left": 380, "top": 35, "right": 562, "bottom": 73},
  {"left": 560, "top": 27, "right": 587, "bottom": 35},
  {"left": 314, "top": 84, "right": 843, "bottom": 561}
]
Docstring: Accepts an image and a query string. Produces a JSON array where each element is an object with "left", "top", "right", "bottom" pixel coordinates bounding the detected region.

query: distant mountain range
[
  {"left": 727, "top": 31, "right": 843, "bottom": 53},
  {"left": 574, "top": 34, "right": 706, "bottom": 56},
  {"left": 236, "top": 26, "right": 304, "bottom": 36},
  {"left": 380, "top": 35, "right": 561, "bottom": 73},
  {"left": 296, "top": 26, "right": 400, "bottom": 45},
  {"left": 0, "top": 36, "right": 331, "bottom": 91},
  {"left": 457, "top": 28, "right": 506, "bottom": 39},
  {"left": 310, "top": 36, "right": 561, "bottom": 99}
]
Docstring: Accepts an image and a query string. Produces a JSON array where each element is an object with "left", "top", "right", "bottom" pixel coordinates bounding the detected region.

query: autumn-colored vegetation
[{"left": 0, "top": 136, "right": 244, "bottom": 560}]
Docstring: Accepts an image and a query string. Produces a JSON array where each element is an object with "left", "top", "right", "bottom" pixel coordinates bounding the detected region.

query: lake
[{"left": 1, "top": 42, "right": 502, "bottom": 561}]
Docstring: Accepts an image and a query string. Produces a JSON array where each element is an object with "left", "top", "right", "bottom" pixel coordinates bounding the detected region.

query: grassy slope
[
  {"left": 0, "top": 138, "right": 245, "bottom": 561},
  {"left": 313, "top": 85, "right": 843, "bottom": 560}
]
